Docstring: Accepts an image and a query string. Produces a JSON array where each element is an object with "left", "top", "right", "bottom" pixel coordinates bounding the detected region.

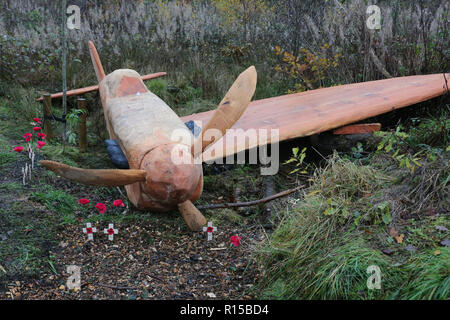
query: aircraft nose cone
[{"left": 141, "top": 144, "right": 201, "bottom": 205}]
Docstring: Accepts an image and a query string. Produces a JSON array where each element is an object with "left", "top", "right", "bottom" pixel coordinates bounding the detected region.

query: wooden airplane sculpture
[
  {"left": 41, "top": 41, "right": 257, "bottom": 231},
  {"left": 40, "top": 41, "right": 449, "bottom": 231}
]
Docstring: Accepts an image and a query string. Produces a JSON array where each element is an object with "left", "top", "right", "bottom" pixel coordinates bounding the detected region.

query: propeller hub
[{"left": 141, "top": 143, "right": 201, "bottom": 205}]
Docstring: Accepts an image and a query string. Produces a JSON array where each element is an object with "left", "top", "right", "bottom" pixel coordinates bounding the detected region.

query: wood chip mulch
[{"left": 3, "top": 219, "right": 265, "bottom": 300}]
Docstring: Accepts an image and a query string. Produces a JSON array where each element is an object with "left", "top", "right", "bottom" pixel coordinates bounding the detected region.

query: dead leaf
[
  {"left": 394, "top": 234, "right": 404, "bottom": 244},
  {"left": 434, "top": 250, "right": 441, "bottom": 256},
  {"left": 388, "top": 227, "right": 399, "bottom": 237}
]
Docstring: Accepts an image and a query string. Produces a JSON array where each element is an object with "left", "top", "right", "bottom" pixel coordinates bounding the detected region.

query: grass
[
  {"left": 30, "top": 185, "right": 78, "bottom": 225},
  {"left": 0, "top": 195, "right": 61, "bottom": 282},
  {"left": 255, "top": 133, "right": 449, "bottom": 300},
  {"left": 397, "top": 248, "right": 450, "bottom": 300},
  {"left": 310, "top": 153, "right": 391, "bottom": 199},
  {"left": 407, "top": 107, "right": 449, "bottom": 148},
  {"left": 255, "top": 193, "right": 394, "bottom": 299},
  {"left": 0, "top": 182, "right": 22, "bottom": 192},
  {"left": 0, "top": 149, "right": 18, "bottom": 167}
]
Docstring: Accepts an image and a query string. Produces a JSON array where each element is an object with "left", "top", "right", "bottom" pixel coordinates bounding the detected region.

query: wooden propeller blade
[
  {"left": 191, "top": 66, "right": 257, "bottom": 157},
  {"left": 88, "top": 41, "right": 106, "bottom": 82},
  {"left": 178, "top": 200, "right": 207, "bottom": 231},
  {"left": 40, "top": 160, "right": 146, "bottom": 186}
]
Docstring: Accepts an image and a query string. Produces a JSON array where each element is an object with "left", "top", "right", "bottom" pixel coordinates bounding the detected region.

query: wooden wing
[{"left": 182, "top": 73, "right": 449, "bottom": 162}]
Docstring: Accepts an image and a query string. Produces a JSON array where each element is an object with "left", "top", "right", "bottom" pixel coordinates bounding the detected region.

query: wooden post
[
  {"left": 42, "top": 93, "right": 53, "bottom": 142},
  {"left": 77, "top": 97, "right": 87, "bottom": 152}
]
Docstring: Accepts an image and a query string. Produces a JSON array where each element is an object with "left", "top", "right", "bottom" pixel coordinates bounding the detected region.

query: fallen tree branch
[{"left": 197, "top": 185, "right": 304, "bottom": 210}]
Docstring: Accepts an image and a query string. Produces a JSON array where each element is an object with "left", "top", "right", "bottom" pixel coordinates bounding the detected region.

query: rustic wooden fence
[{"left": 39, "top": 94, "right": 88, "bottom": 151}]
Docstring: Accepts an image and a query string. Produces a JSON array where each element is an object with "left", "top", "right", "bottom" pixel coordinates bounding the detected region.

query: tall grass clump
[
  {"left": 255, "top": 151, "right": 449, "bottom": 300},
  {"left": 256, "top": 197, "right": 397, "bottom": 299},
  {"left": 310, "top": 154, "right": 390, "bottom": 199},
  {"left": 256, "top": 154, "right": 396, "bottom": 299},
  {"left": 396, "top": 248, "right": 449, "bottom": 300}
]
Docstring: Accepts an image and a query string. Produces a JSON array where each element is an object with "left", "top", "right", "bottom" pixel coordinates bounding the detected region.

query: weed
[
  {"left": 255, "top": 193, "right": 393, "bottom": 299},
  {"left": 30, "top": 185, "right": 78, "bottom": 224},
  {"left": 256, "top": 150, "right": 449, "bottom": 300},
  {"left": 284, "top": 147, "right": 309, "bottom": 175},
  {"left": 310, "top": 153, "right": 390, "bottom": 200}
]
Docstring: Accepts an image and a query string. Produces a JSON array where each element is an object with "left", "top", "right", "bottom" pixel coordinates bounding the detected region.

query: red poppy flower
[
  {"left": 37, "top": 132, "right": 46, "bottom": 139},
  {"left": 24, "top": 133, "right": 33, "bottom": 142},
  {"left": 113, "top": 199, "right": 125, "bottom": 207},
  {"left": 33, "top": 118, "right": 41, "bottom": 124},
  {"left": 78, "top": 198, "right": 90, "bottom": 205},
  {"left": 13, "top": 146, "right": 24, "bottom": 152},
  {"left": 32, "top": 127, "right": 42, "bottom": 132},
  {"left": 95, "top": 202, "right": 107, "bottom": 214},
  {"left": 230, "top": 235, "right": 242, "bottom": 247},
  {"left": 107, "top": 228, "right": 115, "bottom": 235},
  {"left": 36, "top": 141, "right": 46, "bottom": 149}
]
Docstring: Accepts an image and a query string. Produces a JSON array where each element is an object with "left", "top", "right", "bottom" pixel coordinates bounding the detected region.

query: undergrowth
[{"left": 256, "top": 117, "right": 449, "bottom": 299}]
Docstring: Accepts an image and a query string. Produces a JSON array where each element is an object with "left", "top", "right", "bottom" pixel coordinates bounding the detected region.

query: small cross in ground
[
  {"left": 104, "top": 223, "right": 118, "bottom": 241},
  {"left": 203, "top": 221, "right": 217, "bottom": 241},
  {"left": 82, "top": 223, "right": 97, "bottom": 241}
]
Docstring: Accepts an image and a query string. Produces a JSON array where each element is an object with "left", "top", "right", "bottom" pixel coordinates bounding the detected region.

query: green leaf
[
  {"left": 289, "top": 168, "right": 300, "bottom": 174},
  {"left": 284, "top": 158, "right": 296, "bottom": 164},
  {"left": 382, "top": 212, "right": 392, "bottom": 225},
  {"left": 324, "top": 207, "right": 338, "bottom": 216}
]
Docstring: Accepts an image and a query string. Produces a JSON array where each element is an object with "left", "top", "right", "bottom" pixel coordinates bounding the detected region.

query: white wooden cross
[
  {"left": 103, "top": 223, "right": 118, "bottom": 241},
  {"left": 82, "top": 223, "right": 97, "bottom": 241},
  {"left": 203, "top": 221, "right": 217, "bottom": 241},
  {"left": 31, "top": 151, "right": 35, "bottom": 169},
  {"left": 22, "top": 166, "right": 25, "bottom": 185},
  {"left": 24, "top": 163, "right": 30, "bottom": 182},
  {"left": 25, "top": 162, "right": 31, "bottom": 180}
]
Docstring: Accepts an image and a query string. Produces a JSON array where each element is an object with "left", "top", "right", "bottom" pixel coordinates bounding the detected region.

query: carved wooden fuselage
[{"left": 98, "top": 69, "right": 203, "bottom": 211}]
